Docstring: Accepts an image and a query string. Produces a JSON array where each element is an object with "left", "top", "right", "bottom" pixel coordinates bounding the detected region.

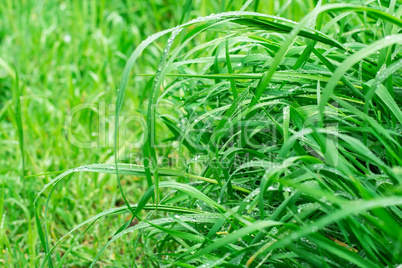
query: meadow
[{"left": 0, "top": 0, "right": 401, "bottom": 267}]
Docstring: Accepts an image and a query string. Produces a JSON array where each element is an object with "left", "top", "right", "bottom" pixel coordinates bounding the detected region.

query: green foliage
[{"left": 1, "top": 0, "right": 402, "bottom": 267}]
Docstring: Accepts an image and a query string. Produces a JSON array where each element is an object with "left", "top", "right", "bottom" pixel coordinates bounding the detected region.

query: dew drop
[{"left": 63, "top": 34, "right": 72, "bottom": 43}]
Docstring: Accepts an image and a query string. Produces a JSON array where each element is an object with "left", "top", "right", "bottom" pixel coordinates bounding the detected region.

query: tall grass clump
[{"left": 35, "top": 0, "right": 402, "bottom": 267}]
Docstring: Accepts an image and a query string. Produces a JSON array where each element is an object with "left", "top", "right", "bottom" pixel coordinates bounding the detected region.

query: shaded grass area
[{"left": 1, "top": 0, "right": 402, "bottom": 267}]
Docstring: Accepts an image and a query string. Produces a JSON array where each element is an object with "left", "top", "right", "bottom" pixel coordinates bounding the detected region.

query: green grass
[{"left": 1, "top": 0, "right": 402, "bottom": 267}]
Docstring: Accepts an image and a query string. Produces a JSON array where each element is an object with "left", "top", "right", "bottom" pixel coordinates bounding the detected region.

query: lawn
[{"left": 0, "top": 0, "right": 401, "bottom": 267}]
